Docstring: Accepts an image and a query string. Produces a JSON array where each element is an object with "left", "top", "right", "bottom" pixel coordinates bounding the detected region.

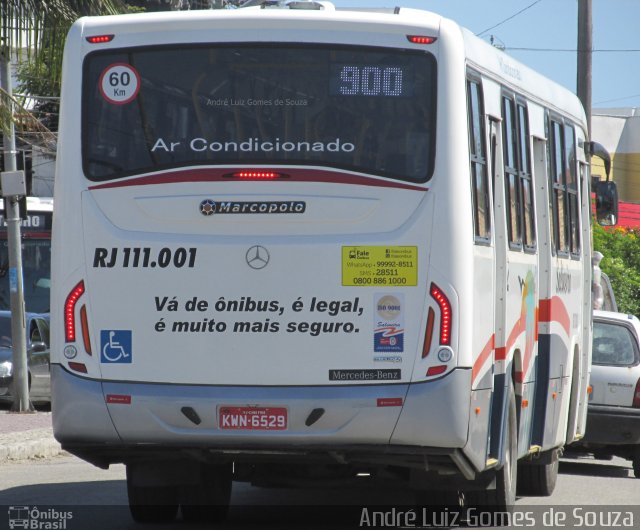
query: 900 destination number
[{"left": 93, "top": 246, "right": 197, "bottom": 268}]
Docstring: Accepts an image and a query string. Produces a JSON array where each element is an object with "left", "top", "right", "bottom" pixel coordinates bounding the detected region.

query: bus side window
[
  {"left": 549, "top": 118, "right": 569, "bottom": 255},
  {"left": 517, "top": 102, "right": 536, "bottom": 251},
  {"left": 547, "top": 117, "right": 579, "bottom": 257},
  {"left": 564, "top": 125, "right": 581, "bottom": 257},
  {"left": 502, "top": 95, "right": 522, "bottom": 248},
  {"left": 467, "top": 77, "right": 491, "bottom": 243}
]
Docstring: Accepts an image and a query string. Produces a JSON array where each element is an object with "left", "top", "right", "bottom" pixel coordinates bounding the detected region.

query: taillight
[
  {"left": 407, "top": 35, "right": 437, "bottom": 45},
  {"left": 430, "top": 283, "right": 452, "bottom": 346},
  {"left": 426, "top": 365, "right": 447, "bottom": 377},
  {"left": 224, "top": 171, "right": 288, "bottom": 179},
  {"left": 65, "top": 281, "right": 85, "bottom": 342},
  {"left": 68, "top": 362, "right": 88, "bottom": 374},
  {"left": 80, "top": 305, "right": 92, "bottom": 355},
  {"left": 633, "top": 378, "right": 640, "bottom": 408},
  {"left": 86, "top": 35, "right": 114, "bottom": 44},
  {"left": 422, "top": 307, "right": 435, "bottom": 358}
]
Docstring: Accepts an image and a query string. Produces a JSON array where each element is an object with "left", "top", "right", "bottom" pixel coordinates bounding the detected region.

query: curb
[{"left": 0, "top": 428, "right": 68, "bottom": 463}]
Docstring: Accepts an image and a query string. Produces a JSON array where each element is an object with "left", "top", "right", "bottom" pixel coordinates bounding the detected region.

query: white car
[{"left": 573, "top": 310, "right": 640, "bottom": 477}]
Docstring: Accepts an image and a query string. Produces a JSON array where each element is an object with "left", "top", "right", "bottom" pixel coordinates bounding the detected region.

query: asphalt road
[{"left": 0, "top": 453, "right": 638, "bottom": 529}]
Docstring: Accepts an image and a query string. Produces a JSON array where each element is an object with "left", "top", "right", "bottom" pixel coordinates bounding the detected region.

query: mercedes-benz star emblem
[{"left": 246, "top": 245, "right": 270, "bottom": 270}]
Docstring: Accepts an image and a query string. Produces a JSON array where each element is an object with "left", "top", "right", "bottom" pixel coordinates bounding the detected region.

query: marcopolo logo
[
  {"left": 8, "top": 506, "right": 73, "bottom": 529},
  {"left": 199, "top": 200, "right": 306, "bottom": 216}
]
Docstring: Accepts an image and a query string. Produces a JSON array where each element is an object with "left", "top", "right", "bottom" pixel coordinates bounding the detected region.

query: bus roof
[
  {"left": 71, "top": 5, "right": 585, "bottom": 126},
  {"left": 459, "top": 25, "right": 586, "bottom": 126}
]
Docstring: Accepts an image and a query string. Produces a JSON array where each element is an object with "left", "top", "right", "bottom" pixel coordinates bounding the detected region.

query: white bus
[
  {"left": 52, "top": 1, "right": 616, "bottom": 522},
  {"left": 0, "top": 196, "right": 53, "bottom": 314}
]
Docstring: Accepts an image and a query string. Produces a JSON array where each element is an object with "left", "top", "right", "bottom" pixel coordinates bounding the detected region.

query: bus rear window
[{"left": 82, "top": 44, "right": 436, "bottom": 182}]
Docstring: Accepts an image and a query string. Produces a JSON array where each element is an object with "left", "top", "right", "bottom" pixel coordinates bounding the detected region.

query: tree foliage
[
  {"left": 593, "top": 223, "right": 640, "bottom": 316},
  {"left": 1, "top": 1, "right": 127, "bottom": 87},
  {"left": 0, "top": 1, "right": 129, "bottom": 152}
]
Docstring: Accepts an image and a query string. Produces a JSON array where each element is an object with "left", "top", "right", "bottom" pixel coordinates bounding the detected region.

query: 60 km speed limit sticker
[{"left": 99, "top": 63, "right": 141, "bottom": 105}]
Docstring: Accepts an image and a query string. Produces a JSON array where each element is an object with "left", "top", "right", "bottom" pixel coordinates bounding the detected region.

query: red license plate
[{"left": 218, "top": 406, "right": 287, "bottom": 430}]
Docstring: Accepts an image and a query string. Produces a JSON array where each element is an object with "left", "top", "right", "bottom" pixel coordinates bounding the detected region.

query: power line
[
  {"left": 476, "top": 0, "right": 543, "bottom": 37},
  {"left": 506, "top": 47, "right": 640, "bottom": 53},
  {"left": 594, "top": 94, "right": 640, "bottom": 106}
]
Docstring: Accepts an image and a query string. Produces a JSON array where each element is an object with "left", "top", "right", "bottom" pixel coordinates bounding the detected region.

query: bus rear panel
[
  {"left": 53, "top": 5, "right": 597, "bottom": 514},
  {"left": 53, "top": 10, "right": 466, "bottom": 469}
]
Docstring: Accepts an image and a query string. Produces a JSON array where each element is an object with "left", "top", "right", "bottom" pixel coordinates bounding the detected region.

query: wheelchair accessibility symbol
[{"left": 100, "top": 330, "right": 132, "bottom": 363}]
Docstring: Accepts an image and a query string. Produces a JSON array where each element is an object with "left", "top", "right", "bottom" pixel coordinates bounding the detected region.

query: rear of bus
[{"left": 52, "top": 6, "right": 477, "bottom": 502}]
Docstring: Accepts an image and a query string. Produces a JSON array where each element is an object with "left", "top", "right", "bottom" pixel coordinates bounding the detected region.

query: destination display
[
  {"left": 84, "top": 45, "right": 436, "bottom": 183},
  {"left": 0, "top": 213, "right": 51, "bottom": 232}
]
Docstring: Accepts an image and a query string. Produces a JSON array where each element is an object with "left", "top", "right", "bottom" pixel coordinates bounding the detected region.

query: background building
[{"left": 592, "top": 108, "right": 640, "bottom": 228}]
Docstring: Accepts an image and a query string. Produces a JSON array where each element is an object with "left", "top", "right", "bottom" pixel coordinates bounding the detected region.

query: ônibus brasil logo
[{"left": 7, "top": 506, "right": 73, "bottom": 529}]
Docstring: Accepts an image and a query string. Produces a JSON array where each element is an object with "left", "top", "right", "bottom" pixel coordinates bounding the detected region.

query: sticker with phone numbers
[{"left": 342, "top": 246, "right": 417, "bottom": 286}]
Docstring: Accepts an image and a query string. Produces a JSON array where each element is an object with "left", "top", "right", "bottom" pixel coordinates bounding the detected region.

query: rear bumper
[
  {"left": 52, "top": 364, "right": 473, "bottom": 472},
  {"left": 581, "top": 404, "right": 640, "bottom": 445}
]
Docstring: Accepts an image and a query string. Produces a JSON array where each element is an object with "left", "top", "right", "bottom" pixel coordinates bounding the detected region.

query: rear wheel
[
  {"left": 414, "top": 489, "right": 462, "bottom": 507},
  {"left": 633, "top": 448, "right": 640, "bottom": 479},
  {"left": 517, "top": 453, "right": 558, "bottom": 496},
  {"left": 181, "top": 463, "right": 233, "bottom": 523},
  {"left": 126, "top": 465, "right": 179, "bottom": 523}
]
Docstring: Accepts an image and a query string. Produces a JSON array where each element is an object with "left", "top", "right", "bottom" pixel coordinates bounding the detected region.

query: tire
[
  {"left": 564, "top": 354, "right": 580, "bottom": 445},
  {"left": 517, "top": 454, "right": 558, "bottom": 496},
  {"left": 181, "top": 463, "right": 233, "bottom": 523},
  {"left": 593, "top": 450, "right": 614, "bottom": 461},
  {"left": 633, "top": 449, "right": 640, "bottom": 479},
  {"left": 466, "top": 383, "right": 517, "bottom": 514},
  {"left": 414, "top": 489, "right": 462, "bottom": 507},
  {"left": 126, "top": 465, "right": 179, "bottom": 523}
]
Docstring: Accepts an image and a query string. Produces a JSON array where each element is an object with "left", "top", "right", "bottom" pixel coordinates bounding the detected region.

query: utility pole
[
  {"left": 577, "top": 0, "right": 592, "bottom": 136},
  {"left": 0, "top": 48, "right": 31, "bottom": 413}
]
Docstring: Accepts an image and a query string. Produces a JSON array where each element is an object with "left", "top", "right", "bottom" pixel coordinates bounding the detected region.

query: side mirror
[
  {"left": 30, "top": 341, "right": 48, "bottom": 354},
  {"left": 590, "top": 141, "right": 611, "bottom": 180},
  {"left": 594, "top": 180, "right": 618, "bottom": 226}
]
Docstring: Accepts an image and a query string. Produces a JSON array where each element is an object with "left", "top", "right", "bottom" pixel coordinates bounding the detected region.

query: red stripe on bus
[
  {"left": 497, "top": 313, "right": 527, "bottom": 362},
  {"left": 473, "top": 297, "right": 570, "bottom": 385},
  {"left": 88, "top": 168, "right": 428, "bottom": 192},
  {"left": 538, "top": 297, "right": 571, "bottom": 336},
  {"left": 472, "top": 335, "right": 494, "bottom": 383}
]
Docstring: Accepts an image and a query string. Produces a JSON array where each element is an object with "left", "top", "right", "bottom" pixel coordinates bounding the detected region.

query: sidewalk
[{"left": 0, "top": 407, "right": 66, "bottom": 463}]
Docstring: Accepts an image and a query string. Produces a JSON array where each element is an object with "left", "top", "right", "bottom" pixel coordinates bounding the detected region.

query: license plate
[{"left": 218, "top": 406, "right": 287, "bottom": 430}]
